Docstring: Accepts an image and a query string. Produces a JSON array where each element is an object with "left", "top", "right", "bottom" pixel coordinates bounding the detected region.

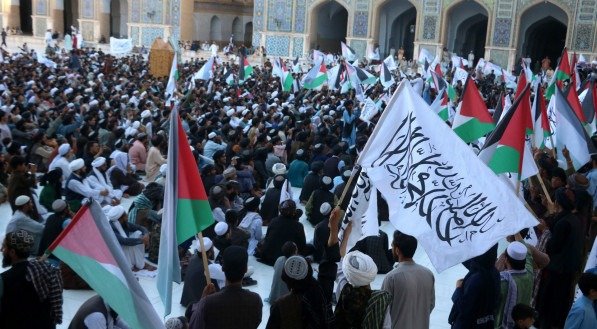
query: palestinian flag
[
  {"left": 379, "top": 61, "right": 394, "bottom": 89},
  {"left": 192, "top": 56, "right": 215, "bottom": 82},
  {"left": 479, "top": 85, "right": 532, "bottom": 178},
  {"left": 280, "top": 60, "right": 294, "bottom": 92},
  {"left": 303, "top": 59, "right": 327, "bottom": 90},
  {"left": 553, "top": 86, "right": 596, "bottom": 169},
  {"left": 492, "top": 92, "right": 505, "bottom": 124},
  {"left": 223, "top": 67, "right": 235, "bottom": 85},
  {"left": 354, "top": 66, "right": 377, "bottom": 85},
  {"left": 532, "top": 86, "right": 552, "bottom": 148},
  {"left": 157, "top": 107, "right": 214, "bottom": 315},
  {"left": 327, "top": 63, "right": 345, "bottom": 90},
  {"left": 430, "top": 89, "right": 450, "bottom": 121},
  {"left": 565, "top": 85, "right": 588, "bottom": 125},
  {"left": 239, "top": 53, "right": 253, "bottom": 82},
  {"left": 452, "top": 77, "right": 495, "bottom": 143},
  {"left": 165, "top": 53, "right": 178, "bottom": 99},
  {"left": 49, "top": 201, "right": 165, "bottom": 329},
  {"left": 341, "top": 41, "right": 357, "bottom": 62},
  {"left": 546, "top": 47, "right": 571, "bottom": 99}
]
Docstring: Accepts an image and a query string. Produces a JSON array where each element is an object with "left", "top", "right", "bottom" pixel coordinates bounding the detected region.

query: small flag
[
  {"left": 379, "top": 61, "right": 394, "bottom": 89},
  {"left": 239, "top": 53, "right": 253, "bottom": 82},
  {"left": 165, "top": 54, "right": 178, "bottom": 99},
  {"left": 49, "top": 201, "right": 166, "bottom": 329},
  {"left": 341, "top": 41, "right": 357, "bottom": 62},
  {"left": 452, "top": 77, "right": 495, "bottom": 143},
  {"left": 546, "top": 48, "right": 572, "bottom": 99}
]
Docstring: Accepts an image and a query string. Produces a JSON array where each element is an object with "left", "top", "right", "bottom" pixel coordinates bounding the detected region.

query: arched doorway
[
  {"left": 516, "top": 2, "right": 567, "bottom": 71},
  {"left": 209, "top": 16, "right": 221, "bottom": 42},
  {"left": 244, "top": 22, "right": 253, "bottom": 47},
  {"left": 375, "top": 0, "right": 417, "bottom": 59},
  {"left": 110, "top": 0, "right": 128, "bottom": 38},
  {"left": 232, "top": 17, "right": 242, "bottom": 44},
  {"left": 19, "top": 0, "right": 32, "bottom": 34},
  {"left": 64, "top": 0, "right": 79, "bottom": 35},
  {"left": 309, "top": 1, "right": 348, "bottom": 53},
  {"left": 444, "top": 0, "right": 488, "bottom": 63}
]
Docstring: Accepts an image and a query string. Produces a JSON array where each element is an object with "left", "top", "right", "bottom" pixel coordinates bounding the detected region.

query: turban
[{"left": 342, "top": 251, "right": 378, "bottom": 287}]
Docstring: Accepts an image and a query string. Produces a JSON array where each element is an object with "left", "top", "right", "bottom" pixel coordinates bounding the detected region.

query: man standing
[
  {"left": 381, "top": 230, "right": 435, "bottom": 329},
  {"left": 189, "top": 246, "right": 262, "bottom": 329},
  {"left": 0, "top": 230, "right": 63, "bottom": 329},
  {"left": 1, "top": 28, "right": 7, "bottom": 47}
]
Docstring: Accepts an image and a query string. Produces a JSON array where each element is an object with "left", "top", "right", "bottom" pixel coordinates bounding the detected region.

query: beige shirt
[
  {"left": 381, "top": 261, "right": 435, "bottom": 329},
  {"left": 145, "top": 146, "right": 166, "bottom": 182}
]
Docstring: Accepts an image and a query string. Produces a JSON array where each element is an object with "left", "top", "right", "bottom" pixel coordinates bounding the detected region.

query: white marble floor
[{"left": 0, "top": 185, "right": 471, "bottom": 329}]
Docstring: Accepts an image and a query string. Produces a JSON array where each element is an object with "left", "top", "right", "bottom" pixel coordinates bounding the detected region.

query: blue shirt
[{"left": 564, "top": 295, "right": 597, "bottom": 329}]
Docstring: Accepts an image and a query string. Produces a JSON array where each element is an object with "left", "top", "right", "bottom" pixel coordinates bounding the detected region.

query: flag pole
[
  {"left": 336, "top": 165, "right": 362, "bottom": 211},
  {"left": 197, "top": 232, "right": 212, "bottom": 284},
  {"left": 534, "top": 173, "right": 554, "bottom": 205}
]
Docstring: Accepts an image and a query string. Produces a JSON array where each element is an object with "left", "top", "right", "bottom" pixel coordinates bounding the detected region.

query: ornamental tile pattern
[
  {"left": 293, "top": 37, "right": 304, "bottom": 58},
  {"left": 82, "top": 0, "right": 94, "bottom": 19},
  {"left": 295, "top": 0, "right": 306, "bottom": 33},
  {"left": 253, "top": 0, "right": 265, "bottom": 31},
  {"left": 265, "top": 35, "right": 290, "bottom": 56},
  {"left": 574, "top": 24, "right": 594, "bottom": 51},
  {"left": 353, "top": 11, "right": 368, "bottom": 38},
  {"left": 36, "top": 0, "right": 48, "bottom": 16},
  {"left": 267, "top": 0, "right": 293, "bottom": 32},
  {"left": 131, "top": 0, "right": 140, "bottom": 23},
  {"left": 423, "top": 15, "right": 436, "bottom": 40},
  {"left": 141, "top": 27, "right": 165, "bottom": 46},
  {"left": 492, "top": 18, "right": 511, "bottom": 47}
]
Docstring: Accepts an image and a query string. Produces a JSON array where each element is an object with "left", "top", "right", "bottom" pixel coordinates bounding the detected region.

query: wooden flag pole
[
  {"left": 534, "top": 173, "right": 554, "bottom": 205},
  {"left": 336, "top": 165, "right": 362, "bottom": 212},
  {"left": 197, "top": 232, "right": 212, "bottom": 284}
]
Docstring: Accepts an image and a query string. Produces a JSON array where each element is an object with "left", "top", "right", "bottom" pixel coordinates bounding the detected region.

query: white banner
[
  {"left": 359, "top": 97, "right": 379, "bottom": 123},
  {"left": 357, "top": 81, "right": 538, "bottom": 272},
  {"left": 110, "top": 37, "right": 133, "bottom": 55}
]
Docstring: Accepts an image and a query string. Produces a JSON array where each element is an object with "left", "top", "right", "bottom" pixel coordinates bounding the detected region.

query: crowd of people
[{"left": 0, "top": 37, "right": 596, "bottom": 329}]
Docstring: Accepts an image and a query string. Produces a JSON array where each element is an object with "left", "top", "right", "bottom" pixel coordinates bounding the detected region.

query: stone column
[
  {"left": 98, "top": 0, "right": 110, "bottom": 41},
  {"left": 52, "top": 0, "right": 65, "bottom": 35},
  {"left": 180, "top": 0, "right": 194, "bottom": 41},
  {"left": 6, "top": 0, "right": 20, "bottom": 29}
]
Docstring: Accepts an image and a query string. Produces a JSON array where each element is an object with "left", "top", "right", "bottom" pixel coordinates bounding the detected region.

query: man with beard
[
  {"left": 65, "top": 158, "right": 108, "bottom": 212},
  {"left": 0, "top": 230, "right": 63, "bottom": 329},
  {"left": 85, "top": 157, "right": 122, "bottom": 206}
]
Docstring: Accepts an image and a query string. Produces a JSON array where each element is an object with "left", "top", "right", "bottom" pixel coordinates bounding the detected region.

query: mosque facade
[{"left": 2, "top": 0, "right": 597, "bottom": 70}]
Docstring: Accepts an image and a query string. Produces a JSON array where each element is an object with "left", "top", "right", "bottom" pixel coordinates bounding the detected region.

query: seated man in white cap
[
  {"left": 65, "top": 158, "right": 108, "bottom": 212},
  {"left": 85, "top": 156, "right": 122, "bottom": 205},
  {"left": 48, "top": 143, "right": 72, "bottom": 187},
  {"left": 203, "top": 132, "right": 227, "bottom": 160},
  {"left": 6, "top": 195, "right": 45, "bottom": 255},
  {"left": 495, "top": 241, "right": 535, "bottom": 329},
  {"left": 107, "top": 205, "right": 152, "bottom": 271}
]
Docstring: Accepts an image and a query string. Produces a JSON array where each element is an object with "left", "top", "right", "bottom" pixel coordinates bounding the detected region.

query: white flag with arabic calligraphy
[{"left": 357, "top": 81, "right": 538, "bottom": 272}]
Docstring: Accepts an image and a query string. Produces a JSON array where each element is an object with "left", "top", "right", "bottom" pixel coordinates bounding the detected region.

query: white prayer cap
[
  {"left": 284, "top": 256, "right": 309, "bottom": 280},
  {"left": 15, "top": 195, "right": 31, "bottom": 206},
  {"left": 132, "top": 121, "right": 141, "bottom": 129},
  {"left": 242, "top": 109, "right": 250, "bottom": 116},
  {"left": 52, "top": 199, "right": 67, "bottom": 212},
  {"left": 50, "top": 87, "right": 59, "bottom": 95},
  {"left": 141, "top": 110, "right": 151, "bottom": 119},
  {"left": 107, "top": 205, "right": 126, "bottom": 221},
  {"left": 342, "top": 251, "right": 378, "bottom": 287},
  {"left": 223, "top": 97, "right": 231, "bottom": 102},
  {"left": 102, "top": 205, "right": 113, "bottom": 217},
  {"left": 226, "top": 108, "right": 235, "bottom": 117},
  {"left": 67, "top": 103, "right": 75, "bottom": 108},
  {"left": 84, "top": 88, "right": 92, "bottom": 93},
  {"left": 272, "top": 163, "right": 287, "bottom": 175},
  {"left": 159, "top": 164, "right": 168, "bottom": 176},
  {"left": 506, "top": 241, "right": 527, "bottom": 261},
  {"left": 208, "top": 132, "right": 217, "bottom": 139},
  {"left": 89, "top": 99, "right": 99, "bottom": 107},
  {"left": 58, "top": 143, "right": 71, "bottom": 155},
  {"left": 91, "top": 157, "right": 106, "bottom": 168},
  {"left": 252, "top": 104, "right": 259, "bottom": 110},
  {"left": 319, "top": 202, "right": 332, "bottom": 216},
  {"left": 64, "top": 87, "right": 73, "bottom": 95},
  {"left": 190, "top": 237, "right": 213, "bottom": 253},
  {"left": 69, "top": 158, "right": 85, "bottom": 171},
  {"left": 214, "top": 222, "right": 229, "bottom": 236}
]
